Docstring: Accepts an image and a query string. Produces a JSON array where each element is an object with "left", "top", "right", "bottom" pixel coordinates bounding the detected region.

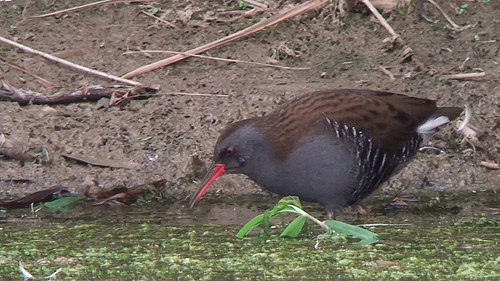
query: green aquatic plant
[
  {"left": 237, "top": 197, "right": 379, "bottom": 245},
  {"left": 35, "top": 196, "right": 83, "bottom": 212}
]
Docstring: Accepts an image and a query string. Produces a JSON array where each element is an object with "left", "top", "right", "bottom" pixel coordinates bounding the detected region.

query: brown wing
[{"left": 259, "top": 89, "right": 450, "bottom": 159}]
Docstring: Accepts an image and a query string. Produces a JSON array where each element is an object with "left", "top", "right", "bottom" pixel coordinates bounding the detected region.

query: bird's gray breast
[{"left": 254, "top": 132, "right": 359, "bottom": 209}]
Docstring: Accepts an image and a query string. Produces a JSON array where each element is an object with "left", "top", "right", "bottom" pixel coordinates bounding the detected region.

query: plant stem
[{"left": 286, "top": 205, "right": 330, "bottom": 231}]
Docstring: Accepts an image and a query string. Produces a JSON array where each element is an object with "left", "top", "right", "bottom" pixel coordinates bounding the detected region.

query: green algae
[{"left": 0, "top": 220, "right": 499, "bottom": 280}]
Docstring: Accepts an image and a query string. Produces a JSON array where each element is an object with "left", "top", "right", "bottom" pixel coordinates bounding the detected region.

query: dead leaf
[
  {"left": 0, "top": 178, "right": 35, "bottom": 183},
  {"left": 401, "top": 46, "right": 414, "bottom": 63},
  {"left": 84, "top": 185, "right": 128, "bottom": 200},
  {"left": 90, "top": 179, "right": 166, "bottom": 205},
  {"left": 0, "top": 186, "right": 70, "bottom": 208}
]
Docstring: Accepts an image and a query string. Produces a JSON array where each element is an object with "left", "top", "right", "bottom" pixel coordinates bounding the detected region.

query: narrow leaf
[
  {"left": 42, "top": 196, "right": 82, "bottom": 210},
  {"left": 280, "top": 216, "right": 306, "bottom": 238},
  {"left": 277, "top": 205, "right": 307, "bottom": 216},
  {"left": 324, "top": 220, "right": 379, "bottom": 245},
  {"left": 236, "top": 214, "right": 265, "bottom": 238}
]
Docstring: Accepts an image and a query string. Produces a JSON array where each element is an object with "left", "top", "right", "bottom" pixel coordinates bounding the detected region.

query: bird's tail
[
  {"left": 434, "top": 107, "right": 463, "bottom": 121},
  {"left": 417, "top": 106, "right": 463, "bottom": 137}
]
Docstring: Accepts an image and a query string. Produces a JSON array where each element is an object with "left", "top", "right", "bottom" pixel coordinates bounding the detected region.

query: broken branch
[{"left": 0, "top": 81, "right": 158, "bottom": 105}]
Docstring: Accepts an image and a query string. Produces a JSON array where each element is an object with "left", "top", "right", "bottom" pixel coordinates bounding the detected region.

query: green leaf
[
  {"left": 237, "top": 0, "right": 249, "bottom": 9},
  {"left": 278, "top": 204, "right": 307, "bottom": 216},
  {"left": 459, "top": 3, "right": 468, "bottom": 14},
  {"left": 236, "top": 214, "right": 265, "bottom": 238},
  {"left": 280, "top": 216, "right": 306, "bottom": 238},
  {"left": 236, "top": 196, "right": 380, "bottom": 245},
  {"left": 150, "top": 7, "right": 159, "bottom": 15},
  {"left": 42, "top": 196, "right": 83, "bottom": 212},
  {"left": 276, "top": 196, "right": 302, "bottom": 208},
  {"left": 237, "top": 197, "right": 304, "bottom": 238},
  {"left": 261, "top": 201, "right": 296, "bottom": 229},
  {"left": 324, "top": 220, "right": 379, "bottom": 245}
]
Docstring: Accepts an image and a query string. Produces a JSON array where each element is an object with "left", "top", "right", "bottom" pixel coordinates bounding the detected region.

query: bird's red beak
[{"left": 189, "top": 163, "right": 226, "bottom": 208}]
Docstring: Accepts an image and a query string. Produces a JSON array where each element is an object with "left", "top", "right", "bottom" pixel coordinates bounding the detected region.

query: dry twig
[
  {"left": 123, "top": 50, "right": 311, "bottom": 70},
  {"left": 361, "top": 0, "right": 401, "bottom": 43},
  {"left": 378, "top": 65, "right": 395, "bottom": 80},
  {"left": 0, "top": 81, "right": 156, "bottom": 105},
  {"left": 439, "top": 72, "right": 486, "bottom": 80},
  {"left": 0, "top": 36, "right": 141, "bottom": 86},
  {"left": 165, "top": 92, "right": 228, "bottom": 97},
  {"left": 216, "top": 8, "right": 264, "bottom": 24},
  {"left": 122, "top": 0, "right": 330, "bottom": 78},
  {"left": 480, "top": 161, "right": 500, "bottom": 170},
  {"left": 244, "top": 0, "right": 268, "bottom": 10},
  {"left": 20, "top": 0, "right": 154, "bottom": 24},
  {"left": 140, "top": 10, "right": 180, "bottom": 29},
  {"left": 426, "top": 0, "right": 469, "bottom": 31},
  {"left": 0, "top": 54, "right": 57, "bottom": 89}
]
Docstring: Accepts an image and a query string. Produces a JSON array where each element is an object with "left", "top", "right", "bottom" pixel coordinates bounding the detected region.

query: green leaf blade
[
  {"left": 42, "top": 196, "right": 83, "bottom": 211},
  {"left": 280, "top": 216, "right": 306, "bottom": 238},
  {"left": 324, "top": 220, "right": 379, "bottom": 245},
  {"left": 236, "top": 214, "right": 265, "bottom": 238}
]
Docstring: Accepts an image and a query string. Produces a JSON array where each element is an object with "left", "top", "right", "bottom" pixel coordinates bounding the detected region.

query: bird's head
[{"left": 189, "top": 118, "right": 270, "bottom": 208}]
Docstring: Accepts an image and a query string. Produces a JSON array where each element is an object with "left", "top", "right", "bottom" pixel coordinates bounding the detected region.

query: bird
[{"left": 189, "top": 89, "right": 462, "bottom": 216}]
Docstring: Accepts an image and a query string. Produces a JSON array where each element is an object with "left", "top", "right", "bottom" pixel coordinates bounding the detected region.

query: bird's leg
[
  {"left": 326, "top": 210, "right": 336, "bottom": 220},
  {"left": 353, "top": 204, "right": 370, "bottom": 216}
]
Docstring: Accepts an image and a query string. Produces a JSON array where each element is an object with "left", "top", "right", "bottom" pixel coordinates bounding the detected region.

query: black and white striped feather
[{"left": 325, "top": 118, "right": 424, "bottom": 205}]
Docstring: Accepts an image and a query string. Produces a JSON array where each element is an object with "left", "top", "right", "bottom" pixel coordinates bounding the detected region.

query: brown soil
[{"left": 0, "top": 0, "right": 499, "bottom": 211}]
